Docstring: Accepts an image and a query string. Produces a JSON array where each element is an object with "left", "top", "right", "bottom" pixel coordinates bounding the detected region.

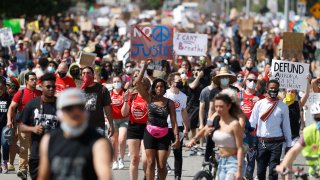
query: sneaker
[
  {"left": 8, "top": 164, "right": 15, "bottom": 171},
  {"left": 112, "top": 161, "right": 118, "bottom": 170},
  {"left": 118, "top": 158, "right": 124, "bottom": 169},
  {"left": 1, "top": 162, "right": 8, "bottom": 173},
  {"left": 17, "top": 170, "right": 27, "bottom": 179},
  {"left": 189, "top": 150, "right": 196, "bottom": 156}
]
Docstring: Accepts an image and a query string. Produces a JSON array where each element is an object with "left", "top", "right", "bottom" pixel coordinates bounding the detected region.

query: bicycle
[
  {"left": 192, "top": 148, "right": 219, "bottom": 180},
  {"left": 279, "top": 164, "right": 320, "bottom": 180},
  {"left": 187, "top": 145, "right": 206, "bottom": 156}
]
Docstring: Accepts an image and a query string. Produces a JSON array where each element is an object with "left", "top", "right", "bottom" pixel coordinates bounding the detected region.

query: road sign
[{"left": 310, "top": 3, "right": 320, "bottom": 19}]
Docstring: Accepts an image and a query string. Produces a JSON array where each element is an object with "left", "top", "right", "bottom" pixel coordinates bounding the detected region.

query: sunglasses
[
  {"left": 45, "top": 85, "right": 56, "bottom": 89},
  {"left": 62, "top": 105, "right": 86, "bottom": 112},
  {"left": 247, "top": 79, "right": 257, "bottom": 83},
  {"left": 193, "top": 69, "right": 201, "bottom": 72}
]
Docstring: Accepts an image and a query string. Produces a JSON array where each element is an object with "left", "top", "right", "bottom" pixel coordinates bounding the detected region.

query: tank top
[
  {"left": 48, "top": 127, "right": 102, "bottom": 180},
  {"left": 147, "top": 100, "right": 169, "bottom": 128},
  {"left": 212, "top": 130, "right": 237, "bottom": 148},
  {"left": 16, "top": 51, "right": 27, "bottom": 64},
  {"left": 128, "top": 93, "right": 148, "bottom": 124}
]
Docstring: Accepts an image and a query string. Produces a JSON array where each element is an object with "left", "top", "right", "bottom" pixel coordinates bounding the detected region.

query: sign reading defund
[
  {"left": 130, "top": 25, "right": 173, "bottom": 61},
  {"left": 173, "top": 32, "right": 207, "bottom": 56},
  {"left": 271, "top": 60, "right": 309, "bottom": 91}
]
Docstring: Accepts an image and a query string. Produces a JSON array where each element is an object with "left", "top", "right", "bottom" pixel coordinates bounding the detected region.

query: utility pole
[
  {"left": 246, "top": 0, "right": 250, "bottom": 18},
  {"left": 284, "top": 0, "right": 289, "bottom": 32}
]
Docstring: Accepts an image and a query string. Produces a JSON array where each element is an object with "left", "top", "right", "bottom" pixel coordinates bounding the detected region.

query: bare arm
[
  {"left": 37, "top": 134, "right": 51, "bottom": 180},
  {"left": 121, "top": 90, "right": 130, "bottom": 117},
  {"left": 168, "top": 100, "right": 180, "bottom": 149},
  {"left": 277, "top": 143, "right": 303, "bottom": 170},
  {"left": 181, "top": 108, "right": 189, "bottom": 136},
  {"left": 93, "top": 138, "right": 113, "bottom": 180},
  {"left": 7, "top": 101, "right": 18, "bottom": 128},
  {"left": 238, "top": 112, "right": 246, "bottom": 129},
  {"left": 232, "top": 121, "right": 244, "bottom": 177},
  {"left": 104, "top": 106, "right": 114, "bottom": 137},
  {"left": 208, "top": 100, "right": 215, "bottom": 119},
  {"left": 188, "top": 71, "right": 204, "bottom": 90},
  {"left": 300, "top": 78, "right": 311, "bottom": 107},
  {"left": 135, "top": 60, "right": 151, "bottom": 103},
  {"left": 199, "top": 102, "right": 205, "bottom": 129}
]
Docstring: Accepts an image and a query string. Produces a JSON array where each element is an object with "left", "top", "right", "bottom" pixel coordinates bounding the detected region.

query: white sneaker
[
  {"left": 112, "top": 161, "right": 118, "bottom": 170},
  {"left": 118, "top": 158, "right": 124, "bottom": 169}
]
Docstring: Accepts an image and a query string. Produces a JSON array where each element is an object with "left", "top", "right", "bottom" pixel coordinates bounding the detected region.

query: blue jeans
[
  {"left": 257, "top": 140, "right": 283, "bottom": 180},
  {"left": 216, "top": 156, "right": 238, "bottom": 180},
  {"left": 0, "top": 125, "right": 9, "bottom": 163}
]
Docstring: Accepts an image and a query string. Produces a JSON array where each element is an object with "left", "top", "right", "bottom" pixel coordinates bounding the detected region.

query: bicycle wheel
[{"left": 193, "top": 171, "right": 213, "bottom": 180}]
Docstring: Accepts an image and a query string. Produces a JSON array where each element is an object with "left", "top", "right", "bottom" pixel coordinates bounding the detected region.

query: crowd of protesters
[{"left": 0, "top": 3, "right": 319, "bottom": 180}]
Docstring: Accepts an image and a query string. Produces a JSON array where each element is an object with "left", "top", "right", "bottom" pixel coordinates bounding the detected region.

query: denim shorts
[
  {"left": 216, "top": 155, "right": 238, "bottom": 180},
  {"left": 113, "top": 118, "right": 128, "bottom": 132}
]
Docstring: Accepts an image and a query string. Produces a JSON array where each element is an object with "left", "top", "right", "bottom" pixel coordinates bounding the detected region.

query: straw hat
[
  {"left": 213, "top": 67, "right": 236, "bottom": 85},
  {"left": 44, "top": 36, "right": 53, "bottom": 44}
]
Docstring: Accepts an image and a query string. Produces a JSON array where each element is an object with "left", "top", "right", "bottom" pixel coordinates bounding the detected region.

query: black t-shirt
[
  {"left": 187, "top": 77, "right": 210, "bottom": 108},
  {"left": 288, "top": 101, "right": 301, "bottom": 139},
  {"left": 209, "top": 85, "right": 239, "bottom": 101},
  {"left": 48, "top": 127, "right": 103, "bottom": 180},
  {"left": 21, "top": 97, "right": 58, "bottom": 159},
  {"left": 0, "top": 93, "right": 11, "bottom": 126},
  {"left": 84, "top": 83, "right": 112, "bottom": 128}
]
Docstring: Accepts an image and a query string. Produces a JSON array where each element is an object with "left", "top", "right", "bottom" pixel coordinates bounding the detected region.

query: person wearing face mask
[
  {"left": 243, "top": 59, "right": 258, "bottom": 77},
  {"left": 234, "top": 72, "right": 245, "bottom": 90},
  {"left": 276, "top": 101, "right": 320, "bottom": 177},
  {"left": 123, "top": 61, "right": 134, "bottom": 90},
  {"left": 249, "top": 80, "right": 292, "bottom": 180},
  {"left": 55, "top": 63, "right": 76, "bottom": 96},
  {"left": 46, "top": 61, "right": 57, "bottom": 74},
  {"left": 110, "top": 76, "right": 128, "bottom": 170},
  {"left": 37, "top": 88, "right": 113, "bottom": 180},
  {"left": 68, "top": 63, "right": 82, "bottom": 88}
]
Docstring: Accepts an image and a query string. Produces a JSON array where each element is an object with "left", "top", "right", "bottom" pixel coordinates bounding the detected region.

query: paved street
[{"left": 0, "top": 143, "right": 310, "bottom": 180}]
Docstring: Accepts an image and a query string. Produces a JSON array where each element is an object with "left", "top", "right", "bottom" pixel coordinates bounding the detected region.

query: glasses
[
  {"left": 247, "top": 79, "right": 257, "bottom": 83},
  {"left": 220, "top": 49, "right": 226, "bottom": 52},
  {"left": 62, "top": 105, "right": 86, "bottom": 112},
  {"left": 45, "top": 85, "right": 56, "bottom": 89},
  {"left": 193, "top": 69, "right": 201, "bottom": 72}
]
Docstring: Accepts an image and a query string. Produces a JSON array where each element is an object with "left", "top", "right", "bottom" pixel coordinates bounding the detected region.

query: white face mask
[
  {"left": 180, "top": 73, "right": 187, "bottom": 80},
  {"left": 60, "top": 121, "right": 88, "bottom": 138},
  {"left": 217, "top": 63, "right": 225, "bottom": 68},
  {"left": 246, "top": 81, "right": 256, "bottom": 89},
  {"left": 126, "top": 67, "right": 133, "bottom": 74},
  {"left": 113, "top": 82, "right": 122, "bottom": 89},
  {"left": 220, "top": 78, "right": 230, "bottom": 86}
]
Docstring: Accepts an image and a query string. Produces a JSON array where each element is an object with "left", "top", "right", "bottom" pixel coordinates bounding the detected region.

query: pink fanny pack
[{"left": 146, "top": 124, "right": 168, "bottom": 138}]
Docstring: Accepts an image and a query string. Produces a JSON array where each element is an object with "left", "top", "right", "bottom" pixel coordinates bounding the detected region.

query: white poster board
[
  {"left": 0, "top": 28, "right": 15, "bottom": 47},
  {"left": 173, "top": 32, "right": 207, "bottom": 56},
  {"left": 54, "top": 35, "right": 72, "bottom": 52},
  {"left": 304, "top": 93, "right": 320, "bottom": 127},
  {"left": 79, "top": 51, "right": 97, "bottom": 67},
  {"left": 270, "top": 60, "right": 309, "bottom": 91}
]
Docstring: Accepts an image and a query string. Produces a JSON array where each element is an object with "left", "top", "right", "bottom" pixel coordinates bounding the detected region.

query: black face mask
[
  {"left": 176, "top": 81, "right": 183, "bottom": 89},
  {"left": 246, "top": 67, "right": 253, "bottom": 71},
  {"left": 70, "top": 69, "right": 80, "bottom": 78},
  {"left": 268, "top": 89, "right": 279, "bottom": 98},
  {"left": 58, "top": 72, "right": 67, "bottom": 78}
]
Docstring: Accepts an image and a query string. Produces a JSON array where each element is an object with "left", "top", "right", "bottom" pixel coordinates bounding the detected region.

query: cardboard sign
[
  {"left": 111, "top": 8, "right": 122, "bottom": 14},
  {"left": 54, "top": 35, "right": 72, "bottom": 52},
  {"left": 282, "top": 32, "right": 304, "bottom": 59},
  {"left": 256, "top": 48, "right": 266, "bottom": 62},
  {"left": 173, "top": 32, "right": 207, "bottom": 56},
  {"left": 130, "top": 25, "right": 173, "bottom": 60},
  {"left": 240, "top": 18, "right": 254, "bottom": 37},
  {"left": 27, "top": 20, "right": 39, "bottom": 33},
  {"left": 270, "top": 60, "right": 309, "bottom": 91},
  {"left": 79, "top": 51, "right": 97, "bottom": 67},
  {"left": 80, "top": 21, "right": 93, "bottom": 31},
  {"left": 304, "top": 93, "right": 320, "bottom": 127},
  {"left": 0, "top": 28, "right": 15, "bottom": 47}
]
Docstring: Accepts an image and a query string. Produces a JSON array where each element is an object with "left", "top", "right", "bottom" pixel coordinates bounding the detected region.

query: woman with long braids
[{"left": 135, "top": 59, "right": 180, "bottom": 180}]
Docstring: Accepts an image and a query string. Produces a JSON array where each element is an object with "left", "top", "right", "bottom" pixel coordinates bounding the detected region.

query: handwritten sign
[
  {"left": 240, "top": 18, "right": 254, "bottom": 37},
  {"left": 80, "top": 21, "right": 93, "bottom": 31},
  {"left": 270, "top": 60, "right": 309, "bottom": 91},
  {"left": 173, "top": 32, "right": 207, "bottom": 56},
  {"left": 54, "top": 35, "right": 72, "bottom": 52},
  {"left": 304, "top": 93, "right": 320, "bottom": 127},
  {"left": 79, "top": 51, "right": 97, "bottom": 67},
  {"left": 130, "top": 25, "right": 173, "bottom": 61},
  {"left": 256, "top": 48, "right": 266, "bottom": 62},
  {"left": 0, "top": 28, "right": 15, "bottom": 47},
  {"left": 282, "top": 32, "right": 304, "bottom": 59}
]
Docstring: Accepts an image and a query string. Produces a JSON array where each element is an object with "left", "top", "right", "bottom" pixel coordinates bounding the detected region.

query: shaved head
[{"left": 58, "top": 63, "right": 68, "bottom": 73}]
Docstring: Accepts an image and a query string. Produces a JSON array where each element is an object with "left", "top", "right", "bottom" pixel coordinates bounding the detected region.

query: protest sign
[
  {"left": 304, "top": 93, "right": 320, "bottom": 127},
  {"left": 27, "top": 20, "right": 39, "bottom": 33},
  {"left": 3, "top": 19, "right": 21, "bottom": 34},
  {"left": 0, "top": 28, "right": 15, "bottom": 47},
  {"left": 97, "top": 17, "right": 109, "bottom": 27},
  {"left": 118, "top": 27, "right": 126, "bottom": 36},
  {"left": 282, "top": 32, "right": 304, "bottom": 59},
  {"left": 270, "top": 60, "right": 309, "bottom": 91},
  {"left": 79, "top": 51, "right": 97, "bottom": 67},
  {"left": 130, "top": 25, "right": 173, "bottom": 61},
  {"left": 173, "top": 32, "right": 207, "bottom": 56},
  {"left": 54, "top": 35, "right": 72, "bottom": 52},
  {"left": 256, "top": 48, "right": 266, "bottom": 62},
  {"left": 80, "top": 21, "right": 93, "bottom": 31},
  {"left": 239, "top": 18, "right": 254, "bottom": 37}
]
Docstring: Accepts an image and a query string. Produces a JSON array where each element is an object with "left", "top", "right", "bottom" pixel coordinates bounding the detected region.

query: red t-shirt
[
  {"left": 128, "top": 93, "right": 148, "bottom": 124},
  {"left": 12, "top": 87, "right": 42, "bottom": 111},
  {"left": 238, "top": 91, "right": 263, "bottom": 119},
  {"left": 110, "top": 89, "right": 128, "bottom": 119},
  {"left": 55, "top": 75, "right": 76, "bottom": 95}
]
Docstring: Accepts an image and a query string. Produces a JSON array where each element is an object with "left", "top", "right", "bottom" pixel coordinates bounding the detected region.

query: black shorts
[
  {"left": 187, "top": 106, "right": 199, "bottom": 129},
  {"left": 127, "top": 122, "right": 147, "bottom": 140},
  {"left": 143, "top": 129, "right": 171, "bottom": 151},
  {"left": 29, "top": 158, "right": 39, "bottom": 180}
]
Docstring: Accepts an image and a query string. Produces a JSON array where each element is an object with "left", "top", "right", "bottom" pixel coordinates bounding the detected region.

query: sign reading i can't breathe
[
  {"left": 270, "top": 60, "right": 309, "bottom": 91},
  {"left": 130, "top": 25, "right": 173, "bottom": 60},
  {"left": 173, "top": 32, "right": 207, "bottom": 56}
]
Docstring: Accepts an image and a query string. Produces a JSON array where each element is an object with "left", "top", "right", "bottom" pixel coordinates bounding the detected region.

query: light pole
[
  {"left": 246, "top": 0, "right": 250, "bottom": 18},
  {"left": 284, "top": 0, "right": 289, "bottom": 32}
]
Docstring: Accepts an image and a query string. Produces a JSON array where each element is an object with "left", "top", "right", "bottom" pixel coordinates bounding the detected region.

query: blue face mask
[
  {"left": 237, "top": 77, "right": 243, "bottom": 83},
  {"left": 317, "top": 121, "right": 320, "bottom": 130},
  {"left": 47, "top": 66, "right": 55, "bottom": 73}
]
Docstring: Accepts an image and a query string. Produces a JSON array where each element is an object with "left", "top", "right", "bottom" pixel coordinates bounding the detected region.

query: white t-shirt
[{"left": 164, "top": 89, "right": 187, "bottom": 128}]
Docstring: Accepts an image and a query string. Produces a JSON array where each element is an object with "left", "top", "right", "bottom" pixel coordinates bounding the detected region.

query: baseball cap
[
  {"left": 57, "top": 88, "right": 86, "bottom": 109},
  {"left": 4, "top": 127, "right": 14, "bottom": 145}
]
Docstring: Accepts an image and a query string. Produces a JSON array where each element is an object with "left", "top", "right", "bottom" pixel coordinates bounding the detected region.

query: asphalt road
[{"left": 0, "top": 144, "right": 310, "bottom": 180}]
